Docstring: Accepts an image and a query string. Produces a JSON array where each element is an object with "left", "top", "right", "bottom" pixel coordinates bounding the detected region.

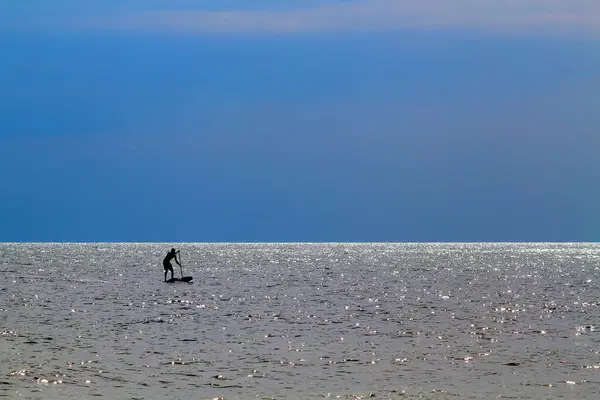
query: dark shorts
[{"left": 163, "top": 260, "right": 173, "bottom": 271}]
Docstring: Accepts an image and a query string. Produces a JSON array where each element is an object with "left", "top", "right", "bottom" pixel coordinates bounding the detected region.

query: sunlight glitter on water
[{"left": 1, "top": 243, "right": 600, "bottom": 399}]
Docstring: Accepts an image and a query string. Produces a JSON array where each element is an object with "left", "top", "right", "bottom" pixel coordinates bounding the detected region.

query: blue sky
[{"left": 1, "top": 1, "right": 599, "bottom": 242}]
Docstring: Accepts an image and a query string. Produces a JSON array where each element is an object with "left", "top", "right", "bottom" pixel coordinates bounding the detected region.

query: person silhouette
[{"left": 163, "top": 248, "right": 180, "bottom": 281}]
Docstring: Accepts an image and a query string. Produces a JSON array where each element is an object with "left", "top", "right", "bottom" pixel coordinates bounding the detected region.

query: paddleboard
[{"left": 166, "top": 277, "right": 193, "bottom": 283}]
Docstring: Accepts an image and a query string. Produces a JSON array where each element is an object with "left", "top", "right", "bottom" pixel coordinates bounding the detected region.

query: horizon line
[{"left": 1, "top": 241, "right": 597, "bottom": 245}]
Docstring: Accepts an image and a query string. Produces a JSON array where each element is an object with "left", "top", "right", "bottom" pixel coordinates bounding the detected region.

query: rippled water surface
[{"left": 1, "top": 243, "right": 600, "bottom": 399}]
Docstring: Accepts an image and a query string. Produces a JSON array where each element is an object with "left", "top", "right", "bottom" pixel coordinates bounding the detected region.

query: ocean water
[{"left": 1, "top": 243, "right": 599, "bottom": 399}]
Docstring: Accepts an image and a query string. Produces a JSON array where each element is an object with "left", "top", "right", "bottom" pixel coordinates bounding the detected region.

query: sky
[{"left": 1, "top": 0, "right": 599, "bottom": 242}]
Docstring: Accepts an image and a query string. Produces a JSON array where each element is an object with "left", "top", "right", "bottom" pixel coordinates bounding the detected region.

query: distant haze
[{"left": 1, "top": 1, "right": 598, "bottom": 241}]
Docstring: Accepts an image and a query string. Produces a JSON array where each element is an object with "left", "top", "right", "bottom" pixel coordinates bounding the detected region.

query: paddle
[
  {"left": 178, "top": 251, "right": 193, "bottom": 282},
  {"left": 178, "top": 251, "right": 184, "bottom": 278}
]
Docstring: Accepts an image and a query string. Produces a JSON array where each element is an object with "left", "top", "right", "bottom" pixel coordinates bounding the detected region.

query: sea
[{"left": 1, "top": 242, "right": 599, "bottom": 400}]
